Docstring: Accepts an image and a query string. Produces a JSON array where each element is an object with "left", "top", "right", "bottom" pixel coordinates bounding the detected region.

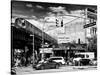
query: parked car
[
  {"left": 79, "top": 58, "right": 91, "bottom": 66},
  {"left": 49, "top": 56, "right": 66, "bottom": 65},
  {"left": 33, "top": 59, "right": 60, "bottom": 70}
]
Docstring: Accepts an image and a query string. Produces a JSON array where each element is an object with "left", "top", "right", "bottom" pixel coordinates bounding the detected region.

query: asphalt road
[{"left": 15, "top": 65, "right": 97, "bottom": 75}]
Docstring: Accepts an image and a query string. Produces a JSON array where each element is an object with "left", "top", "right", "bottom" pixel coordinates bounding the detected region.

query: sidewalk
[
  {"left": 15, "top": 65, "right": 97, "bottom": 75},
  {"left": 15, "top": 65, "right": 35, "bottom": 75},
  {"left": 73, "top": 66, "right": 97, "bottom": 69}
]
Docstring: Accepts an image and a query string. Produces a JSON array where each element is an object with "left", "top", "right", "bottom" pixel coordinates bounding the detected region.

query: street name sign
[
  {"left": 86, "top": 8, "right": 97, "bottom": 20},
  {"left": 83, "top": 22, "right": 96, "bottom": 28}
]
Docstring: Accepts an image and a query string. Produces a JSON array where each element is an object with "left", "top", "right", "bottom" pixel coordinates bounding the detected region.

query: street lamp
[
  {"left": 41, "top": 17, "right": 50, "bottom": 60},
  {"left": 30, "top": 34, "right": 35, "bottom": 65},
  {"left": 41, "top": 15, "right": 63, "bottom": 60}
]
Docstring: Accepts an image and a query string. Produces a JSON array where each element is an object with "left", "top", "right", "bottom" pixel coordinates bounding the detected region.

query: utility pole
[
  {"left": 30, "top": 26, "right": 35, "bottom": 65},
  {"left": 84, "top": 8, "right": 88, "bottom": 51},
  {"left": 41, "top": 24, "right": 44, "bottom": 60},
  {"left": 41, "top": 17, "right": 46, "bottom": 60}
]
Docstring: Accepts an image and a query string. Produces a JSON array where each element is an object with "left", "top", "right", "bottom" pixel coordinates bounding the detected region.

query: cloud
[
  {"left": 12, "top": 13, "right": 28, "bottom": 18},
  {"left": 47, "top": 12, "right": 55, "bottom": 17},
  {"left": 70, "top": 9, "right": 85, "bottom": 16},
  {"left": 49, "top": 6, "right": 85, "bottom": 18},
  {"left": 12, "top": 13, "right": 38, "bottom": 20},
  {"left": 49, "top": 6, "right": 69, "bottom": 15},
  {"left": 31, "top": 15, "right": 37, "bottom": 19},
  {"left": 26, "top": 4, "right": 33, "bottom": 8},
  {"left": 36, "top": 5, "right": 44, "bottom": 9},
  {"left": 49, "top": 6, "right": 65, "bottom": 12},
  {"left": 30, "top": 9, "right": 34, "bottom": 12}
]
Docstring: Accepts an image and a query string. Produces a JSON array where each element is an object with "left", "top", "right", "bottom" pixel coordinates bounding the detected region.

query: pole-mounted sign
[
  {"left": 83, "top": 8, "right": 97, "bottom": 28},
  {"left": 87, "top": 8, "right": 97, "bottom": 20},
  {"left": 83, "top": 22, "right": 96, "bottom": 28}
]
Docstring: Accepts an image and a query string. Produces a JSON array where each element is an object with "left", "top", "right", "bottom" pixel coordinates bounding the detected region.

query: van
[{"left": 73, "top": 52, "right": 95, "bottom": 66}]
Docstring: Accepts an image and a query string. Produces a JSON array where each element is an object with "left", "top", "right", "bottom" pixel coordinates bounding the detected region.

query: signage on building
[
  {"left": 57, "top": 27, "right": 65, "bottom": 34},
  {"left": 39, "top": 48, "right": 53, "bottom": 53},
  {"left": 58, "top": 34, "right": 70, "bottom": 43},
  {"left": 71, "top": 47, "right": 85, "bottom": 50}
]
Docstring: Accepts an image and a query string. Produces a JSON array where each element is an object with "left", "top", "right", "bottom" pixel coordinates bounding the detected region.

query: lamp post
[
  {"left": 41, "top": 21, "right": 45, "bottom": 60},
  {"left": 30, "top": 25, "right": 35, "bottom": 64},
  {"left": 41, "top": 17, "right": 50, "bottom": 60}
]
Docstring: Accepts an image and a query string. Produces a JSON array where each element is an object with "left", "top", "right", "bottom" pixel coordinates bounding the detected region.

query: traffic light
[
  {"left": 61, "top": 19, "right": 63, "bottom": 27},
  {"left": 56, "top": 19, "right": 59, "bottom": 27}
]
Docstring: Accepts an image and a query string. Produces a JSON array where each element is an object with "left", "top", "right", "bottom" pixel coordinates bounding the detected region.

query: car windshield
[{"left": 50, "top": 58, "right": 62, "bottom": 60}]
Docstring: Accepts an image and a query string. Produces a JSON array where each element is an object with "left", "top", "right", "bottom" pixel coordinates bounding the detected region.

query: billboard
[{"left": 58, "top": 34, "right": 70, "bottom": 43}]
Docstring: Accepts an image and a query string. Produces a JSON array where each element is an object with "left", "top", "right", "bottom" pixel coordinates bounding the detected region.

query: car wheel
[
  {"left": 59, "top": 62, "right": 62, "bottom": 66},
  {"left": 80, "top": 62, "right": 83, "bottom": 66},
  {"left": 75, "top": 61, "right": 78, "bottom": 66},
  {"left": 40, "top": 66, "right": 44, "bottom": 70},
  {"left": 55, "top": 64, "right": 59, "bottom": 69}
]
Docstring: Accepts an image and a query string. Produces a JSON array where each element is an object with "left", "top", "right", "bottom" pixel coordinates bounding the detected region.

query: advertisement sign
[
  {"left": 58, "top": 34, "right": 70, "bottom": 43},
  {"left": 40, "top": 48, "right": 53, "bottom": 53},
  {"left": 57, "top": 27, "right": 65, "bottom": 34}
]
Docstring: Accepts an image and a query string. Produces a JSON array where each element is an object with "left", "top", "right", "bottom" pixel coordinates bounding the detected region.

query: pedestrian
[
  {"left": 15, "top": 58, "right": 20, "bottom": 67},
  {"left": 21, "top": 56, "right": 26, "bottom": 66}
]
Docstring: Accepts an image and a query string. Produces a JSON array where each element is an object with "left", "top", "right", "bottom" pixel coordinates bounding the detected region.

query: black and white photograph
[{"left": 11, "top": 0, "right": 97, "bottom": 75}]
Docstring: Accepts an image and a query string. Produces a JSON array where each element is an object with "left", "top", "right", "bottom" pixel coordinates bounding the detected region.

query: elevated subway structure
[{"left": 11, "top": 18, "right": 57, "bottom": 66}]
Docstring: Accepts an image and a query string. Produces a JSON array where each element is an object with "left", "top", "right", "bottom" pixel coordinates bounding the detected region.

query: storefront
[
  {"left": 11, "top": 18, "right": 58, "bottom": 66},
  {"left": 52, "top": 45, "right": 86, "bottom": 61},
  {"left": 11, "top": 25, "right": 33, "bottom": 67},
  {"left": 39, "top": 48, "right": 53, "bottom": 59}
]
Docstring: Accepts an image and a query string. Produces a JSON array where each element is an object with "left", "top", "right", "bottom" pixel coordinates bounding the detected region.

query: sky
[{"left": 11, "top": 0, "right": 97, "bottom": 43}]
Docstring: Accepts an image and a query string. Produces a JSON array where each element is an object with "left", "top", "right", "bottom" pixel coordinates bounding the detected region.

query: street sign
[
  {"left": 83, "top": 22, "right": 96, "bottom": 28},
  {"left": 86, "top": 8, "right": 97, "bottom": 20}
]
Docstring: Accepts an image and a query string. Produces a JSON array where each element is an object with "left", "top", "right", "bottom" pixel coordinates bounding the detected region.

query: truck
[{"left": 73, "top": 52, "right": 95, "bottom": 66}]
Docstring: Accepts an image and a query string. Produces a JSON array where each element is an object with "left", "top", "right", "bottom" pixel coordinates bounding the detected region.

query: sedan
[{"left": 33, "top": 59, "right": 60, "bottom": 70}]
